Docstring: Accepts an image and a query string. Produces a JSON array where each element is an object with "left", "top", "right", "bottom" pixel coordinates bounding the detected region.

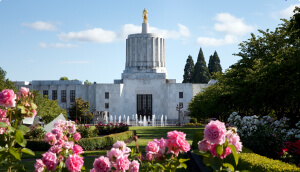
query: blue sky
[{"left": 0, "top": 0, "right": 299, "bottom": 83}]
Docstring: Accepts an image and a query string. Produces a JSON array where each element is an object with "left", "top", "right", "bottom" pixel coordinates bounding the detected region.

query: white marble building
[{"left": 15, "top": 20, "right": 214, "bottom": 123}]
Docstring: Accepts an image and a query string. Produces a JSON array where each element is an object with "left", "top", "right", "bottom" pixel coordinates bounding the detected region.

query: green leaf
[
  {"left": 17, "top": 105, "right": 26, "bottom": 114},
  {"left": 216, "top": 144, "right": 223, "bottom": 156},
  {"left": 17, "top": 125, "right": 30, "bottom": 134},
  {"left": 223, "top": 163, "right": 234, "bottom": 171},
  {"left": 179, "top": 163, "right": 187, "bottom": 169},
  {"left": 16, "top": 130, "right": 26, "bottom": 147},
  {"left": 0, "top": 147, "right": 6, "bottom": 152},
  {"left": 9, "top": 148, "right": 21, "bottom": 160},
  {"left": 179, "top": 158, "right": 189, "bottom": 163},
  {"left": 21, "top": 148, "right": 35, "bottom": 156},
  {"left": 203, "top": 156, "right": 210, "bottom": 166},
  {"left": 229, "top": 145, "right": 239, "bottom": 166},
  {"left": 81, "top": 165, "right": 86, "bottom": 171},
  {"left": 0, "top": 122, "right": 8, "bottom": 128},
  {"left": 209, "top": 156, "right": 222, "bottom": 171}
]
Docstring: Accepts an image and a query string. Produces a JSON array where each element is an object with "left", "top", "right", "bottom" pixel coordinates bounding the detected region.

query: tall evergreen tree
[
  {"left": 193, "top": 48, "right": 210, "bottom": 83},
  {"left": 208, "top": 51, "right": 222, "bottom": 76},
  {"left": 182, "top": 55, "right": 194, "bottom": 83}
]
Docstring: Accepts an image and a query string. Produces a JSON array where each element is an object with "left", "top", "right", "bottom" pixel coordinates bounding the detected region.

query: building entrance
[{"left": 137, "top": 94, "right": 152, "bottom": 120}]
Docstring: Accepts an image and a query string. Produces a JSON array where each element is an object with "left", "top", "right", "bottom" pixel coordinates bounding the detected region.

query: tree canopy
[
  {"left": 208, "top": 51, "right": 222, "bottom": 77},
  {"left": 188, "top": 8, "right": 300, "bottom": 125},
  {"left": 68, "top": 97, "right": 93, "bottom": 124},
  {"left": 0, "top": 67, "right": 16, "bottom": 92},
  {"left": 182, "top": 55, "right": 194, "bottom": 83},
  {"left": 59, "top": 77, "right": 69, "bottom": 81},
  {"left": 193, "top": 48, "right": 210, "bottom": 83}
]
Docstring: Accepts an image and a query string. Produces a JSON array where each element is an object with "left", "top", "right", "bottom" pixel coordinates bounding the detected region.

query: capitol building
[{"left": 15, "top": 11, "right": 214, "bottom": 123}]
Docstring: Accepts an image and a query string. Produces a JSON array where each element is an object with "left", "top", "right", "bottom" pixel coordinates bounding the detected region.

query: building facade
[{"left": 15, "top": 20, "right": 214, "bottom": 123}]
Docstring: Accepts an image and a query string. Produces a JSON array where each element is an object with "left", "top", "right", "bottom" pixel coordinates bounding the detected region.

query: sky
[{"left": 0, "top": 0, "right": 299, "bottom": 83}]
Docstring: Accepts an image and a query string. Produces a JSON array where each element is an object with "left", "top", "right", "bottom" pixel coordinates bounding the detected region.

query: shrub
[
  {"left": 95, "top": 122, "right": 129, "bottom": 135},
  {"left": 78, "top": 130, "right": 136, "bottom": 150},
  {"left": 184, "top": 123, "right": 203, "bottom": 127},
  {"left": 26, "top": 139, "right": 51, "bottom": 151},
  {"left": 190, "top": 118, "right": 197, "bottom": 124},
  {"left": 192, "top": 131, "right": 203, "bottom": 149},
  {"left": 76, "top": 125, "right": 97, "bottom": 138},
  {"left": 24, "top": 124, "right": 46, "bottom": 139}
]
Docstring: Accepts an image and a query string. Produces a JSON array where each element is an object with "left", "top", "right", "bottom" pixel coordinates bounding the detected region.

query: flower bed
[{"left": 95, "top": 122, "right": 129, "bottom": 135}]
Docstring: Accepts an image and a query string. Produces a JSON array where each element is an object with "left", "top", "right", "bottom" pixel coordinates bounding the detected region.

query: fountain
[
  {"left": 135, "top": 114, "right": 138, "bottom": 126},
  {"left": 123, "top": 114, "right": 126, "bottom": 124},
  {"left": 114, "top": 115, "right": 116, "bottom": 124},
  {"left": 152, "top": 114, "right": 155, "bottom": 126},
  {"left": 110, "top": 115, "right": 113, "bottom": 124},
  {"left": 165, "top": 116, "right": 167, "bottom": 126},
  {"left": 119, "top": 115, "right": 121, "bottom": 123},
  {"left": 161, "top": 114, "right": 164, "bottom": 126},
  {"left": 127, "top": 116, "right": 130, "bottom": 125},
  {"left": 143, "top": 116, "right": 147, "bottom": 126},
  {"left": 104, "top": 114, "right": 108, "bottom": 124}
]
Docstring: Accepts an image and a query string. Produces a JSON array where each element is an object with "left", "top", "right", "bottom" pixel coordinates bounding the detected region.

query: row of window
[{"left": 43, "top": 90, "right": 76, "bottom": 102}]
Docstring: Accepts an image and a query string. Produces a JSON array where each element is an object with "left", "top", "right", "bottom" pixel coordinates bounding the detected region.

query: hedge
[
  {"left": 192, "top": 131, "right": 300, "bottom": 172},
  {"left": 26, "top": 130, "right": 136, "bottom": 151}
]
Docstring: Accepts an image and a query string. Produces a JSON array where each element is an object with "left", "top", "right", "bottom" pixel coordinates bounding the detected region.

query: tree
[
  {"left": 193, "top": 48, "right": 210, "bottom": 83},
  {"left": 85, "top": 80, "right": 92, "bottom": 85},
  {"left": 59, "top": 77, "right": 69, "bottom": 80},
  {"left": 68, "top": 98, "right": 93, "bottom": 124},
  {"left": 0, "top": 67, "right": 16, "bottom": 92},
  {"left": 208, "top": 51, "right": 222, "bottom": 77},
  {"left": 182, "top": 55, "right": 194, "bottom": 83},
  {"left": 32, "top": 90, "right": 67, "bottom": 124}
]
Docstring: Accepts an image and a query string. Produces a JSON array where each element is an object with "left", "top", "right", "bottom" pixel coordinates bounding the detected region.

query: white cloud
[
  {"left": 61, "top": 61, "right": 90, "bottom": 64},
  {"left": 197, "top": 13, "right": 254, "bottom": 47},
  {"left": 22, "top": 21, "right": 57, "bottom": 31},
  {"left": 279, "top": 4, "right": 300, "bottom": 19},
  {"left": 121, "top": 23, "right": 190, "bottom": 39},
  {"left": 58, "top": 28, "right": 116, "bottom": 43},
  {"left": 39, "top": 42, "right": 78, "bottom": 48}
]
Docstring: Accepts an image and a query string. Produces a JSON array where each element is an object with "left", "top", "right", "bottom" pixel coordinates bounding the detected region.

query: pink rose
[
  {"left": 57, "top": 139, "right": 65, "bottom": 146},
  {"left": 113, "top": 140, "right": 131, "bottom": 153},
  {"left": 92, "top": 156, "right": 111, "bottom": 172},
  {"left": 116, "top": 154, "right": 130, "bottom": 172},
  {"left": 73, "top": 132, "right": 81, "bottom": 142},
  {"left": 65, "top": 154, "right": 84, "bottom": 172},
  {"left": 204, "top": 120, "right": 227, "bottom": 145},
  {"left": 63, "top": 141, "right": 74, "bottom": 150},
  {"left": 166, "top": 130, "right": 190, "bottom": 156},
  {"left": 0, "top": 89, "right": 16, "bottom": 108},
  {"left": 44, "top": 133, "right": 57, "bottom": 145},
  {"left": 42, "top": 152, "right": 58, "bottom": 171},
  {"left": 129, "top": 160, "right": 140, "bottom": 172},
  {"left": 18, "top": 87, "right": 30, "bottom": 97},
  {"left": 146, "top": 153, "right": 153, "bottom": 161},
  {"left": 210, "top": 144, "right": 232, "bottom": 159},
  {"left": 66, "top": 121, "right": 76, "bottom": 134},
  {"left": 230, "top": 134, "right": 242, "bottom": 153},
  {"left": 32, "top": 109, "right": 37, "bottom": 117},
  {"left": 48, "top": 145, "right": 62, "bottom": 154},
  {"left": 63, "top": 135, "right": 68, "bottom": 141},
  {"left": 177, "top": 137, "right": 190, "bottom": 153},
  {"left": 51, "top": 127, "right": 63, "bottom": 140},
  {"left": 167, "top": 130, "right": 186, "bottom": 140},
  {"left": 107, "top": 148, "right": 123, "bottom": 162},
  {"left": 146, "top": 141, "right": 160, "bottom": 154},
  {"left": 53, "top": 120, "right": 66, "bottom": 130},
  {"left": 73, "top": 144, "right": 84, "bottom": 155},
  {"left": 34, "top": 159, "right": 45, "bottom": 172},
  {"left": 0, "top": 109, "right": 7, "bottom": 118},
  {"left": 198, "top": 139, "right": 212, "bottom": 152}
]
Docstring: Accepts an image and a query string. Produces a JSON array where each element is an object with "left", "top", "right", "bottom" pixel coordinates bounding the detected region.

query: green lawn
[{"left": 0, "top": 126, "right": 204, "bottom": 171}]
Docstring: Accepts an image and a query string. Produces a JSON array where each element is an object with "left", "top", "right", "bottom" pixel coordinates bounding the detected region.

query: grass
[{"left": 0, "top": 126, "right": 204, "bottom": 171}]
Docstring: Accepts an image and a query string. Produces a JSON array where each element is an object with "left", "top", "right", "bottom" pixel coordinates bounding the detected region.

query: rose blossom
[
  {"left": 116, "top": 154, "right": 130, "bottom": 172},
  {"left": 204, "top": 120, "right": 227, "bottom": 145},
  {"left": 73, "top": 144, "right": 84, "bottom": 155},
  {"left": 231, "top": 133, "right": 242, "bottom": 153},
  {"left": 65, "top": 154, "right": 84, "bottom": 172},
  {"left": 146, "top": 141, "right": 160, "bottom": 154},
  {"left": 51, "top": 127, "right": 63, "bottom": 140},
  {"left": 146, "top": 153, "right": 153, "bottom": 161},
  {"left": 92, "top": 156, "right": 111, "bottom": 172},
  {"left": 0, "top": 89, "right": 16, "bottom": 108},
  {"left": 49, "top": 145, "right": 62, "bottom": 154},
  {"left": 32, "top": 109, "right": 37, "bottom": 117},
  {"left": 198, "top": 139, "right": 212, "bottom": 152},
  {"left": 107, "top": 148, "right": 123, "bottom": 162},
  {"left": 73, "top": 132, "right": 81, "bottom": 142},
  {"left": 113, "top": 140, "right": 131, "bottom": 153},
  {"left": 57, "top": 139, "right": 65, "bottom": 146},
  {"left": 63, "top": 141, "right": 74, "bottom": 150},
  {"left": 167, "top": 130, "right": 186, "bottom": 140},
  {"left": 0, "top": 109, "right": 7, "bottom": 118},
  {"left": 34, "top": 159, "right": 45, "bottom": 172},
  {"left": 18, "top": 87, "right": 30, "bottom": 97},
  {"left": 53, "top": 120, "right": 66, "bottom": 130},
  {"left": 44, "top": 132, "right": 57, "bottom": 145},
  {"left": 42, "top": 151, "right": 58, "bottom": 171},
  {"left": 66, "top": 121, "right": 76, "bottom": 134},
  {"left": 166, "top": 131, "right": 190, "bottom": 156},
  {"left": 129, "top": 160, "right": 140, "bottom": 172}
]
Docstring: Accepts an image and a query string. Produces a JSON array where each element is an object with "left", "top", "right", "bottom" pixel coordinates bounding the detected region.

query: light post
[{"left": 176, "top": 103, "right": 183, "bottom": 125}]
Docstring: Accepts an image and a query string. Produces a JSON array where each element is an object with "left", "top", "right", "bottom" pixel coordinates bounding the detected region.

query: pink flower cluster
[
  {"left": 91, "top": 140, "right": 139, "bottom": 172},
  {"left": 35, "top": 120, "right": 84, "bottom": 172},
  {"left": 145, "top": 138, "right": 166, "bottom": 161},
  {"left": 0, "top": 89, "right": 16, "bottom": 108},
  {"left": 198, "top": 120, "right": 243, "bottom": 159},
  {"left": 166, "top": 130, "right": 191, "bottom": 156},
  {"left": 0, "top": 109, "right": 9, "bottom": 135}
]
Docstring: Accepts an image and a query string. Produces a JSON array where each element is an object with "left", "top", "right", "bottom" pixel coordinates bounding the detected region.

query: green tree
[
  {"left": 182, "top": 55, "right": 194, "bottom": 83},
  {"left": 85, "top": 80, "right": 92, "bottom": 85},
  {"left": 68, "top": 98, "right": 93, "bottom": 124},
  {"left": 193, "top": 48, "right": 210, "bottom": 83},
  {"left": 208, "top": 51, "right": 222, "bottom": 77},
  {"left": 0, "top": 67, "right": 16, "bottom": 92},
  {"left": 32, "top": 90, "right": 67, "bottom": 124},
  {"left": 59, "top": 77, "right": 69, "bottom": 80}
]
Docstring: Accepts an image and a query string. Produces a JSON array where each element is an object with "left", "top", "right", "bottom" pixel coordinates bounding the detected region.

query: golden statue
[{"left": 143, "top": 8, "right": 148, "bottom": 23}]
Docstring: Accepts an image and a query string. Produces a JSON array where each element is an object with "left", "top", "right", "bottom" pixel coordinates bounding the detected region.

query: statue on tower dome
[{"left": 143, "top": 8, "right": 148, "bottom": 23}]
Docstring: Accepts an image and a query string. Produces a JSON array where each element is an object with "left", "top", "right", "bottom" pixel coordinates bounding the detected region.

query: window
[
  {"left": 105, "top": 92, "right": 109, "bottom": 99},
  {"left": 70, "top": 90, "right": 75, "bottom": 102},
  {"left": 43, "top": 90, "right": 48, "bottom": 97},
  {"left": 179, "top": 92, "right": 183, "bottom": 98},
  {"left": 52, "top": 90, "right": 57, "bottom": 100},
  {"left": 61, "top": 90, "right": 66, "bottom": 102},
  {"left": 105, "top": 103, "right": 109, "bottom": 109}
]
